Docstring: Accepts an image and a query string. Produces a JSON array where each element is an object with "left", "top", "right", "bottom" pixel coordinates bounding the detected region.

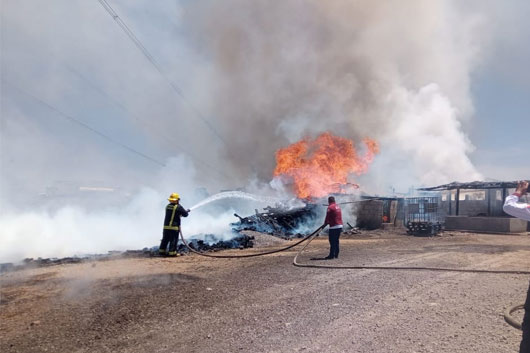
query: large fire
[{"left": 273, "top": 132, "right": 379, "bottom": 199}]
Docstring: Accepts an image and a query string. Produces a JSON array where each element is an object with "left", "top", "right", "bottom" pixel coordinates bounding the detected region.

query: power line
[
  {"left": 2, "top": 80, "right": 166, "bottom": 167},
  {"left": 65, "top": 65, "right": 231, "bottom": 180},
  {"left": 97, "top": 0, "right": 227, "bottom": 146}
]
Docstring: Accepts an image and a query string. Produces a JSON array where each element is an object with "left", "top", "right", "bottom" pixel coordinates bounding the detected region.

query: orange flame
[{"left": 273, "top": 132, "right": 379, "bottom": 199}]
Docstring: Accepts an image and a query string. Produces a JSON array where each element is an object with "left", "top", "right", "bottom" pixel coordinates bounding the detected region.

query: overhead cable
[
  {"left": 97, "top": 0, "right": 227, "bottom": 146},
  {"left": 66, "top": 65, "right": 231, "bottom": 180},
  {"left": 3, "top": 80, "right": 166, "bottom": 167}
]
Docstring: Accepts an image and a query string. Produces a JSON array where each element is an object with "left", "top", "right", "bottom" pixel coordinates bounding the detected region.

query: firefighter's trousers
[{"left": 160, "top": 229, "right": 179, "bottom": 254}]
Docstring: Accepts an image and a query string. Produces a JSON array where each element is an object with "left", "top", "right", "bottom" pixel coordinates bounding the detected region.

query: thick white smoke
[{"left": 0, "top": 156, "right": 281, "bottom": 263}]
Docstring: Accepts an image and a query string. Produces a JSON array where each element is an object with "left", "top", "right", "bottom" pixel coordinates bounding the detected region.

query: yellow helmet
[{"left": 168, "top": 193, "right": 180, "bottom": 202}]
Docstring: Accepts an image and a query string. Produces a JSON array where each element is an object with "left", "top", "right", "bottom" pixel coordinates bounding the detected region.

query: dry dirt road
[{"left": 2, "top": 230, "right": 530, "bottom": 353}]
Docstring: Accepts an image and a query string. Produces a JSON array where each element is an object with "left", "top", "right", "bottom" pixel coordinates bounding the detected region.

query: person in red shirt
[{"left": 323, "top": 196, "right": 343, "bottom": 259}]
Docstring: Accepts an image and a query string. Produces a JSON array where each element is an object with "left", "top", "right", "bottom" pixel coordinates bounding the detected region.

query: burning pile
[
  {"left": 273, "top": 132, "right": 379, "bottom": 199},
  {"left": 231, "top": 204, "right": 319, "bottom": 237},
  {"left": 231, "top": 133, "right": 379, "bottom": 237}
]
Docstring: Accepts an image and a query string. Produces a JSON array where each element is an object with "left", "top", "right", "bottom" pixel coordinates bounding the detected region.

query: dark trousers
[
  {"left": 328, "top": 228, "right": 342, "bottom": 258},
  {"left": 521, "top": 281, "right": 530, "bottom": 352},
  {"left": 160, "top": 229, "right": 179, "bottom": 253}
]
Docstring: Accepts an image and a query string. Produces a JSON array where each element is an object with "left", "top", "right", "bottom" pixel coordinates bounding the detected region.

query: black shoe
[{"left": 324, "top": 256, "right": 334, "bottom": 260}]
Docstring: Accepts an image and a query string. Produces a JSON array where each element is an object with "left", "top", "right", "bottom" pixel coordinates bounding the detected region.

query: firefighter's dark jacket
[{"left": 163, "top": 203, "right": 189, "bottom": 230}]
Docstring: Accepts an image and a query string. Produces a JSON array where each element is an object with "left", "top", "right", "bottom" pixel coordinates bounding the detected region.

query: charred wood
[{"left": 231, "top": 204, "right": 319, "bottom": 237}]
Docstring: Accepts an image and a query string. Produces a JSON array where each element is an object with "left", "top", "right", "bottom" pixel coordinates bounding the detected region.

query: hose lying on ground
[
  {"left": 180, "top": 225, "right": 530, "bottom": 274},
  {"left": 180, "top": 225, "right": 529, "bottom": 329},
  {"left": 178, "top": 225, "right": 325, "bottom": 258},
  {"left": 505, "top": 303, "right": 525, "bottom": 330},
  {"left": 292, "top": 231, "right": 530, "bottom": 275},
  {"left": 291, "top": 229, "right": 530, "bottom": 331}
]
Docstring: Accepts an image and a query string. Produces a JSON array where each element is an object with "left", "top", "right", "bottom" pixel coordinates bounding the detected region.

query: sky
[
  {"left": 465, "top": 0, "right": 530, "bottom": 180},
  {"left": 1, "top": 0, "right": 529, "bottom": 201}
]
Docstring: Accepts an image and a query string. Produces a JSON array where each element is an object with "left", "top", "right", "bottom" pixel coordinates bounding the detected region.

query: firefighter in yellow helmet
[{"left": 159, "top": 193, "right": 190, "bottom": 256}]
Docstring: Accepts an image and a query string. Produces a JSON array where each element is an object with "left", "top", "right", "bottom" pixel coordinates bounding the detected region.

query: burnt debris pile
[
  {"left": 0, "top": 252, "right": 150, "bottom": 273},
  {"left": 0, "top": 234, "right": 255, "bottom": 273},
  {"left": 177, "top": 233, "right": 254, "bottom": 253},
  {"left": 231, "top": 204, "right": 319, "bottom": 237}
]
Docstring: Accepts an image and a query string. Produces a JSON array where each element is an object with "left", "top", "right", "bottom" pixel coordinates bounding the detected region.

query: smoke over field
[{"left": 1, "top": 0, "right": 514, "bottom": 261}]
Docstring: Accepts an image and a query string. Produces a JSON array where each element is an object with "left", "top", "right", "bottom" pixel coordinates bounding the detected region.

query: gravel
[{"left": 1, "top": 230, "right": 530, "bottom": 353}]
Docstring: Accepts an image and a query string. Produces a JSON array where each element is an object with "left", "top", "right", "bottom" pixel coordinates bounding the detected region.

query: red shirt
[{"left": 325, "top": 202, "right": 343, "bottom": 227}]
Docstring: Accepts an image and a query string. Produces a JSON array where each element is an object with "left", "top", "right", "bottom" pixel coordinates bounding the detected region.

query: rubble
[
  {"left": 231, "top": 204, "right": 319, "bottom": 237},
  {"left": 177, "top": 233, "right": 254, "bottom": 253},
  {"left": 342, "top": 223, "right": 362, "bottom": 235},
  {"left": 0, "top": 234, "right": 254, "bottom": 273},
  {"left": 1, "top": 253, "right": 133, "bottom": 273}
]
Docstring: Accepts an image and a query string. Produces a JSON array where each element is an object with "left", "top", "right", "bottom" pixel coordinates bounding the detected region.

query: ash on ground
[
  {"left": 176, "top": 232, "right": 254, "bottom": 253},
  {"left": 1, "top": 233, "right": 255, "bottom": 273}
]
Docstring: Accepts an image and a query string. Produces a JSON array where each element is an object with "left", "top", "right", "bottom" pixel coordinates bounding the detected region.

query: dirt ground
[{"left": 2, "top": 230, "right": 530, "bottom": 353}]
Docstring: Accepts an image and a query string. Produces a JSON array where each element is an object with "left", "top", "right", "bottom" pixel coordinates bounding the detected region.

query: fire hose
[
  {"left": 292, "top": 232, "right": 530, "bottom": 275},
  {"left": 179, "top": 226, "right": 528, "bottom": 329},
  {"left": 292, "top": 230, "right": 529, "bottom": 331},
  {"left": 505, "top": 303, "right": 525, "bottom": 330},
  {"left": 178, "top": 226, "right": 324, "bottom": 258}
]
